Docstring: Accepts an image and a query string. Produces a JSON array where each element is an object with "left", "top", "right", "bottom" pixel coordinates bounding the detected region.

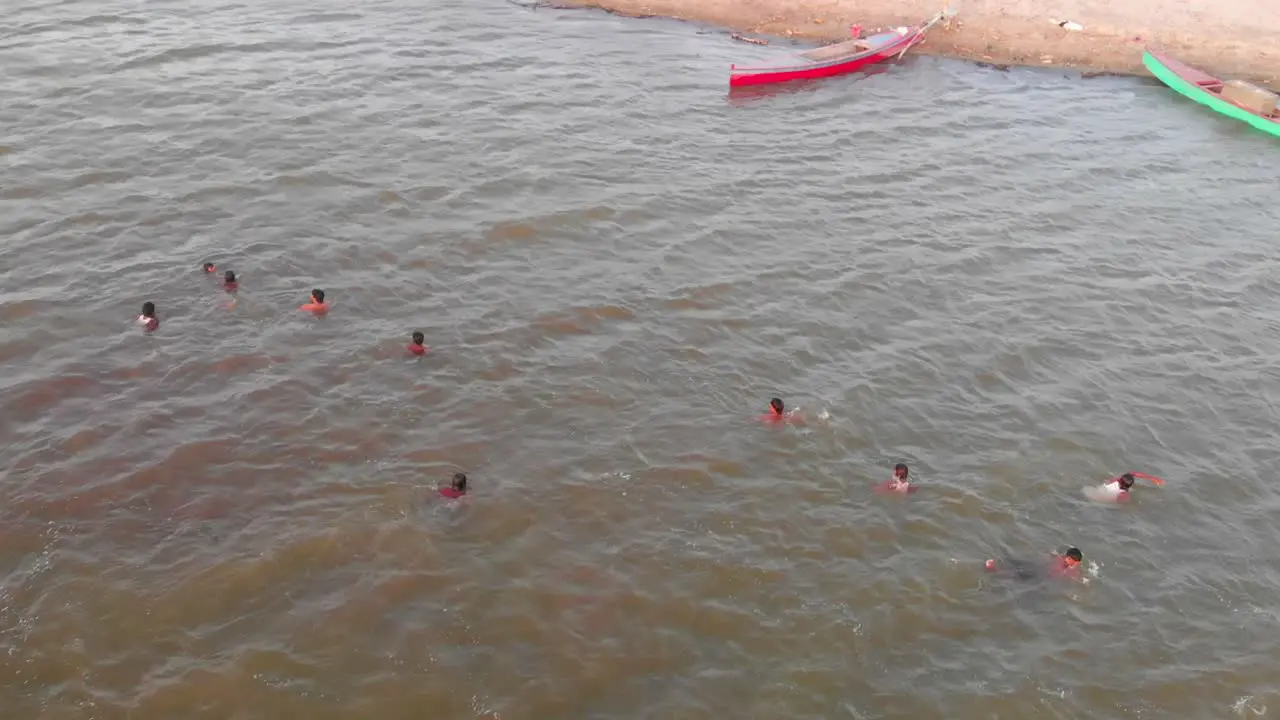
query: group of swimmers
[
  {"left": 137, "top": 267, "right": 1163, "bottom": 567},
  {"left": 136, "top": 262, "right": 452, "bottom": 493},
  {"left": 762, "top": 396, "right": 1164, "bottom": 582}
]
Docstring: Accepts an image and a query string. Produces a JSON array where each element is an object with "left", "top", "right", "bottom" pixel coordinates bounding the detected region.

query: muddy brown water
[{"left": 3, "top": 0, "right": 1280, "bottom": 718}]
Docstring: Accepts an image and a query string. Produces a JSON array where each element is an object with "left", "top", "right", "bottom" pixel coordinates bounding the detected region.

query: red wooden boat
[{"left": 729, "top": 10, "right": 951, "bottom": 88}]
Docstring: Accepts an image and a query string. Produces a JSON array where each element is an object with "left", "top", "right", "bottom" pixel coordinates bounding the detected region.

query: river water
[{"left": 4, "top": 0, "right": 1280, "bottom": 717}]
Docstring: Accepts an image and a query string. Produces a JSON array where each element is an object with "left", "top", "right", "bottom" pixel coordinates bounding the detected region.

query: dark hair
[
  {"left": 311, "top": 289, "right": 325, "bottom": 303},
  {"left": 1065, "top": 547, "right": 1083, "bottom": 562},
  {"left": 452, "top": 472, "right": 467, "bottom": 493},
  {"left": 224, "top": 270, "right": 236, "bottom": 283},
  {"left": 202, "top": 262, "right": 215, "bottom": 273},
  {"left": 769, "top": 398, "right": 784, "bottom": 413},
  {"left": 894, "top": 463, "right": 909, "bottom": 478},
  {"left": 141, "top": 301, "right": 156, "bottom": 317},
  {"left": 1119, "top": 473, "right": 1135, "bottom": 490},
  {"left": 412, "top": 331, "right": 425, "bottom": 345}
]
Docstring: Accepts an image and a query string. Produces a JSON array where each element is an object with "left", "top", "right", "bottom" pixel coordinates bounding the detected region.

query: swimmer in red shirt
[
  {"left": 300, "top": 288, "right": 328, "bottom": 313},
  {"left": 985, "top": 547, "right": 1083, "bottom": 581},
  {"left": 408, "top": 331, "right": 428, "bottom": 356},
  {"left": 223, "top": 270, "right": 238, "bottom": 292},
  {"left": 137, "top": 301, "right": 159, "bottom": 332},
  {"left": 760, "top": 397, "right": 794, "bottom": 423},
  {"left": 439, "top": 472, "right": 467, "bottom": 499},
  {"left": 875, "top": 463, "right": 918, "bottom": 494},
  {"left": 202, "top": 262, "right": 216, "bottom": 274},
  {"left": 1050, "top": 547, "right": 1084, "bottom": 579}
]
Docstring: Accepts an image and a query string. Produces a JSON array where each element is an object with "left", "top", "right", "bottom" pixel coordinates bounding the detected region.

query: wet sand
[{"left": 557, "top": 0, "right": 1280, "bottom": 86}]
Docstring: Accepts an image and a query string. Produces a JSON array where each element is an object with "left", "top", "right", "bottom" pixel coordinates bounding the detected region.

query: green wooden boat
[{"left": 1142, "top": 49, "right": 1280, "bottom": 138}]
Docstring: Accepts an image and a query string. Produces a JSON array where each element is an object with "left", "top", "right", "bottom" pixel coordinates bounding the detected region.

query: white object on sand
[{"left": 1050, "top": 18, "right": 1084, "bottom": 31}]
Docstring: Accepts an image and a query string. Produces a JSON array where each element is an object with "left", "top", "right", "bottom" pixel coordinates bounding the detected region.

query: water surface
[{"left": 3, "top": 0, "right": 1280, "bottom": 717}]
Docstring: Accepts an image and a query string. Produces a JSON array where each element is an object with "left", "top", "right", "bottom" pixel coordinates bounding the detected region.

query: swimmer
[
  {"left": 300, "top": 288, "right": 328, "bottom": 313},
  {"left": 137, "top": 301, "right": 159, "bottom": 332},
  {"left": 985, "top": 547, "right": 1083, "bottom": 581},
  {"left": 1103, "top": 472, "right": 1136, "bottom": 501},
  {"left": 760, "top": 397, "right": 795, "bottom": 424},
  {"left": 439, "top": 472, "right": 467, "bottom": 499},
  {"left": 1049, "top": 547, "right": 1084, "bottom": 579},
  {"left": 407, "top": 331, "right": 428, "bottom": 356},
  {"left": 223, "top": 270, "right": 238, "bottom": 292},
  {"left": 202, "top": 262, "right": 216, "bottom": 273},
  {"left": 875, "top": 463, "right": 918, "bottom": 494},
  {"left": 1085, "top": 470, "right": 1163, "bottom": 503}
]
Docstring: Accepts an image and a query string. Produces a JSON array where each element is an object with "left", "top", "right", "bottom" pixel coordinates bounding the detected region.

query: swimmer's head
[
  {"left": 1118, "top": 473, "right": 1135, "bottom": 490},
  {"left": 141, "top": 301, "right": 156, "bottom": 318},
  {"left": 224, "top": 270, "right": 236, "bottom": 284},
  {"left": 202, "top": 262, "right": 215, "bottom": 273},
  {"left": 769, "top": 398, "right": 784, "bottom": 415},
  {"left": 894, "top": 463, "right": 909, "bottom": 480},
  {"left": 1063, "top": 547, "right": 1083, "bottom": 566},
  {"left": 311, "top": 289, "right": 325, "bottom": 304},
  {"left": 452, "top": 472, "right": 467, "bottom": 493},
  {"left": 412, "top": 331, "right": 425, "bottom": 346}
]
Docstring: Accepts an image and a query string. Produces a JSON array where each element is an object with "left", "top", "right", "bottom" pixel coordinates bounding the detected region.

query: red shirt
[
  {"left": 138, "top": 315, "right": 159, "bottom": 331},
  {"left": 439, "top": 487, "right": 465, "bottom": 499},
  {"left": 408, "top": 343, "right": 427, "bottom": 356},
  {"left": 224, "top": 282, "right": 238, "bottom": 292},
  {"left": 1049, "top": 559, "right": 1082, "bottom": 579}
]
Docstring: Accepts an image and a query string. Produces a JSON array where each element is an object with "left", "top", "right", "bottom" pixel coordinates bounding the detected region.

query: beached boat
[
  {"left": 729, "top": 10, "right": 951, "bottom": 88},
  {"left": 1142, "top": 49, "right": 1280, "bottom": 138}
]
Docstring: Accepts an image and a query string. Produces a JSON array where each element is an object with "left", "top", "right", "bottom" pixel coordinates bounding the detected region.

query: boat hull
[
  {"left": 729, "top": 29, "right": 920, "bottom": 88},
  {"left": 1142, "top": 49, "right": 1280, "bottom": 138}
]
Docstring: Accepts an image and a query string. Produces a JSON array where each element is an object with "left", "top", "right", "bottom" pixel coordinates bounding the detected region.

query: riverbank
[{"left": 555, "top": 0, "right": 1280, "bottom": 87}]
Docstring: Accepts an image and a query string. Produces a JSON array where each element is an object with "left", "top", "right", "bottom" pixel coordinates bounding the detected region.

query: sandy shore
[{"left": 551, "top": 0, "right": 1280, "bottom": 87}]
